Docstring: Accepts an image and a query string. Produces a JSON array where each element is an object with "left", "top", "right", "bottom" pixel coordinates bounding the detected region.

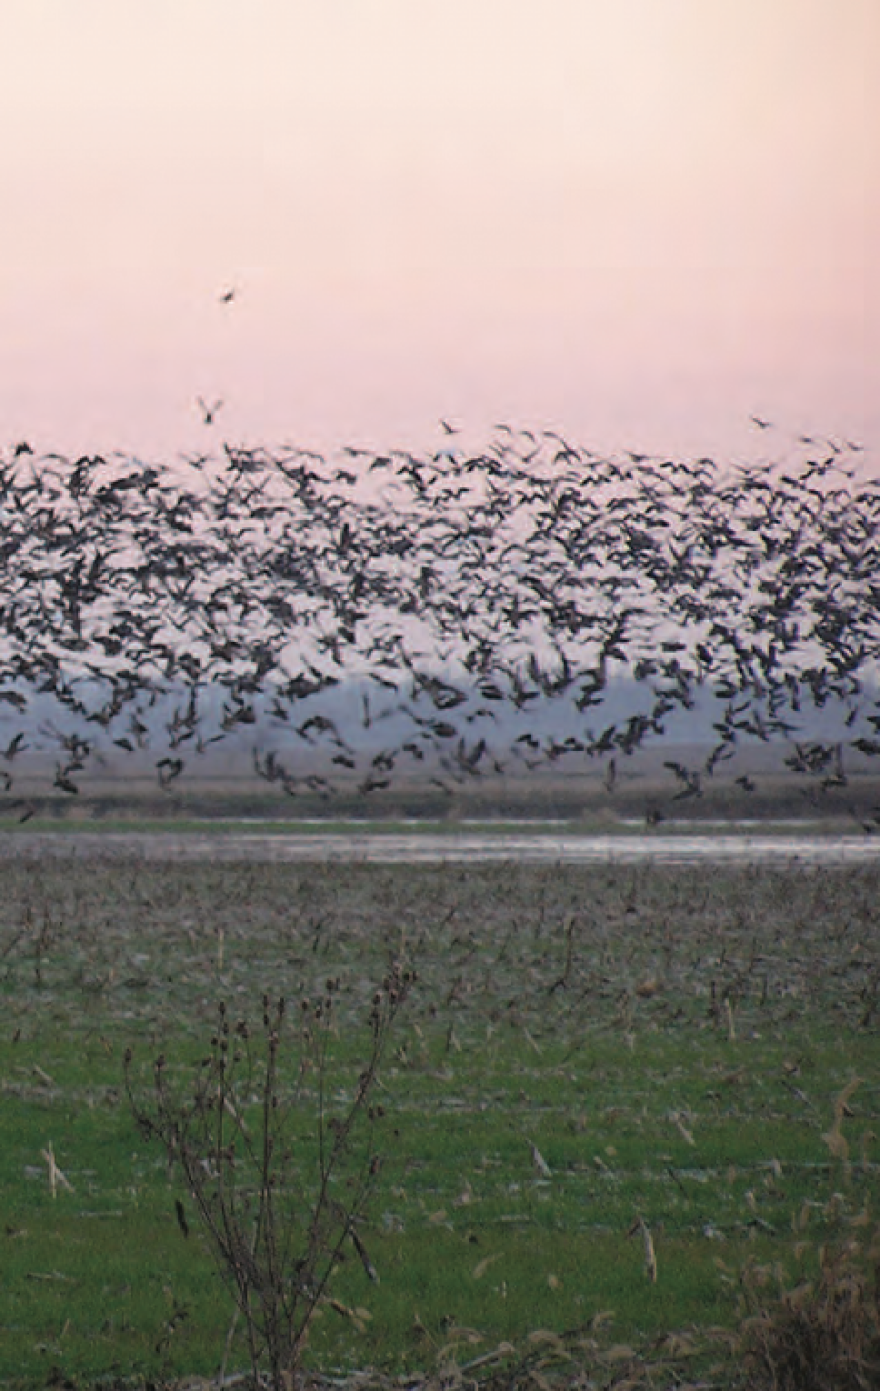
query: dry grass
[{"left": 739, "top": 1235, "right": 880, "bottom": 1390}]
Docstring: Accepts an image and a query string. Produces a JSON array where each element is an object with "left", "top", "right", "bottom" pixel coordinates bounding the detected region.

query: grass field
[{"left": 1, "top": 847, "right": 878, "bottom": 1389}]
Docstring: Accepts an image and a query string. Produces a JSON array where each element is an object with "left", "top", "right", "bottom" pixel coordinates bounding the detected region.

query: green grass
[{"left": 0, "top": 854, "right": 878, "bottom": 1387}]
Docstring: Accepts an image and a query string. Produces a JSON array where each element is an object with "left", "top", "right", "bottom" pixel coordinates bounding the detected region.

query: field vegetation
[{"left": 1, "top": 847, "right": 878, "bottom": 1388}]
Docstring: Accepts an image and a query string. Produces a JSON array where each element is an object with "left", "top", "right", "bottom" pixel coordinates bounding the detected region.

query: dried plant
[
  {"left": 740, "top": 1233, "right": 880, "bottom": 1390},
  {"left": 125, "top": 960, "right": 414, "bottom": 1390}
]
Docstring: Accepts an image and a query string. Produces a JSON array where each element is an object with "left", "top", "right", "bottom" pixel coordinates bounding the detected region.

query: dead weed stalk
[
  {"left": 125, "top": 960, "right": 414, "bottom": 1390},
  {"left": 738, "top": 1231, "right": 880, "bottom": 1390}
]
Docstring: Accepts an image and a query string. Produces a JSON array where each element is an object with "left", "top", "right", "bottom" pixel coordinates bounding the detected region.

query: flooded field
[
  {"left": 2, "top": 824, "right": 880, "bottom": 865},
  {"left": 2, "top": 826, "right": 878, "bottom": 1385}
]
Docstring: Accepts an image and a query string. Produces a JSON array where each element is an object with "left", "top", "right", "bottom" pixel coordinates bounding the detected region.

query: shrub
[
  {"left": 125, "top": 960, "right": 413, "bottom": 1390},
  {"left": 740, "top": 1235, "right": 880, "bottom": 1391}
]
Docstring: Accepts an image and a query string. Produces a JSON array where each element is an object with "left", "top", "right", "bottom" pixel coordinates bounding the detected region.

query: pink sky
[{"left": 1, "top": 0, "right": 877, "bottom": 465}]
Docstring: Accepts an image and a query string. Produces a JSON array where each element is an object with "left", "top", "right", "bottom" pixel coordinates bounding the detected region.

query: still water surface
[{"left": 2, "top": 827, "right": 879, "bottom": 865}]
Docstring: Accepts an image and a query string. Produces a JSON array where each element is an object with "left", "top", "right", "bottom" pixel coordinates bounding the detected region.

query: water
[{"left": 2, "top": 827, "right": 879, "bottom": 865}]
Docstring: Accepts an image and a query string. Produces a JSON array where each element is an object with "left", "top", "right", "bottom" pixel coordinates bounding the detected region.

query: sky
[{"left": 1, "top": 0, "right": 877, "bottom": 466}]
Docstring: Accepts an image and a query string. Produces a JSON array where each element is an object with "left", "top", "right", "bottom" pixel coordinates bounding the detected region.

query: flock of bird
[{"left": 0, "top": 422, "right": 878, "bottom": 809}]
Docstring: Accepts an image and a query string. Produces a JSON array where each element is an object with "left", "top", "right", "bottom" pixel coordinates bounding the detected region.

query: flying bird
[
  {"left": 0, "top": 418, "right": 874, "bottom": 812},
  {"left": 197, "top": 397, "right": 224, "bottom": 426}
]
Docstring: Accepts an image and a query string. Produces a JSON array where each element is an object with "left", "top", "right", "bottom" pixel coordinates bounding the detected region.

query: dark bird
[
  {"left": 218, "top": 287, "right": 237, "bottom": 305},
  {"left": 0, "top": 421, "right": 876, "bottom": 812},
  {"left": 197, "top": 397, "right": 224, "bottom": 426},
  {"left": 157, "top": 757, "right": 184, "bottom": 789},
  {"left": 2, "top": 732, "right": 27, "bottom": 760},
  {"left": 53, "top": 766, "right": 80, "bottom": 795}
]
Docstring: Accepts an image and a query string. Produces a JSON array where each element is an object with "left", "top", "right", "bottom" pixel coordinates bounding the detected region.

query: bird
[
  {"left": 196, "top": 397, "right": 224, "bottom": 425},
  {"left": 0, "top": 419, "right": 875, "bottom": 813},
  {"left": 2, "top": 732, "right": 27, "bottom": 760},
  {"left": 53, "top": 766, "right": 80, "bottom": 795}
]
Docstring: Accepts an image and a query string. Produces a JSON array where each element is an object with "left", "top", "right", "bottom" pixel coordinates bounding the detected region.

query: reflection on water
[
  {"left": 197, "top": 831, "right": 880, "bottom": 865},
  {"left": 2, "top": 829, "right": 880, "bottom": 865}
]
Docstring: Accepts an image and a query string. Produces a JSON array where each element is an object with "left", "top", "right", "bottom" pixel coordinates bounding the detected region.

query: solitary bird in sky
[
  {"left": 218, "top": 287, "right": 237, "bottom": 305},
  {"left": 197, "top": 397, "right": 224, "bottom": 426}
]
